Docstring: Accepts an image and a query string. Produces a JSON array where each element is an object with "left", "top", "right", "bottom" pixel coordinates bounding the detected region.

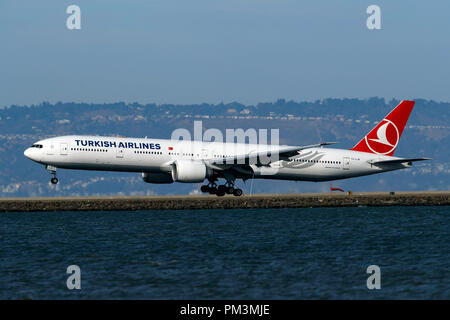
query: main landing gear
[
  {"left": 46, "top": 165, "right": 59, "bottom": 184},
  {"left": 200, "top": 180, "right": 243, "bottom": 197}
]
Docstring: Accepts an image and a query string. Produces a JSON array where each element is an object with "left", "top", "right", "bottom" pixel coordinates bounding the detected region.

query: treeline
[{"left": 1, "top": 97, "right": 448, "bottom": 125}]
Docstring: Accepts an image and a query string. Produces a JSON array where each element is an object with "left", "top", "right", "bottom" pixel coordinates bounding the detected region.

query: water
[{"left": 0, "top": 206, "right": 448, "bottom": 299}]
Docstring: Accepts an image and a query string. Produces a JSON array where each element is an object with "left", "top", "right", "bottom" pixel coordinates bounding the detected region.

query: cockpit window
[{"left": 30, "top": 144, "right": 43, "bottom": 148}]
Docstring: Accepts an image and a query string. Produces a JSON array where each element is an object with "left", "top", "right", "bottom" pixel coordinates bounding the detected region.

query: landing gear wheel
[
  {"left": 216, "top": 189, "right": 226, "bottom": 197},
  {"left": 208, "top": 187, "right": 217, "bottom": 195},
  {"left": 233, "top": 188, "right": 243, "bottom": 197},
  {"left": 46, "top": 166, "right": 58, "bottom": 185},
  {"left": 217, "top": 185, "right": 227, "bottom": 193},
  {"left": 226, "top": 186, "right": 235, "bottom": 194},
  {"left": 204, "top": 178, "right": 218, "bottom": 195}
]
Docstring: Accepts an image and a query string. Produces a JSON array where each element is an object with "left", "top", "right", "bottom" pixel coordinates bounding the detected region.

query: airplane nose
[{"left": 24, "top": 148, "right": 32, "bottom": 159}]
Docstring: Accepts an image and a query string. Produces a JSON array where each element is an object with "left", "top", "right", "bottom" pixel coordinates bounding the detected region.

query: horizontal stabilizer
[{"left": 369, "top": 157, "right": 431, "bottom": 165}]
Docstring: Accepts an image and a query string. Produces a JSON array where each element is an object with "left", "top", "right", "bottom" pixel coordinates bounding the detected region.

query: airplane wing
[
  {"left": 205, "top": 142, "right": 337, "bottom": 169},
  {"left": 369, "top": 157, "right": 431, "bottom": 165}
]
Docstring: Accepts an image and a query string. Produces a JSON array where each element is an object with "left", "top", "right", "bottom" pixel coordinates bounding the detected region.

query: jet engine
[
  {"left": 141, "top": 172, "right": 174, "bottom": 184},
  {"left": 171, "top": 160, "right": 209, "bottom": 183}
]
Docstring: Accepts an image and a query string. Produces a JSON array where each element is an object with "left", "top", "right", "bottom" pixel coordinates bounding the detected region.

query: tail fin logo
[
  {"left": 350, "top": 100, "right": 415, "bottom": 156},
  {"left": 365, "top": 119, "right": 399, "bottom": 155}
]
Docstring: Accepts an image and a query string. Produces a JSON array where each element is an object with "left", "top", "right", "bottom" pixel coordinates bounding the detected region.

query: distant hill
[{"left": 0, "top": 97, "right": 448, "bottom": 197}]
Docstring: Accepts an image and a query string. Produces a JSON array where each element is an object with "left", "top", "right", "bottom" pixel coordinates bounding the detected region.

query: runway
[{"left": 0, "top": 191, "right": 448, "bottom": 212}]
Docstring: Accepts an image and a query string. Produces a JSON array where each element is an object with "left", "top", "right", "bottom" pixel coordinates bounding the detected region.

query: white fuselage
[{"left": 24, "top": 135, "right": 410, "bottom": 183}]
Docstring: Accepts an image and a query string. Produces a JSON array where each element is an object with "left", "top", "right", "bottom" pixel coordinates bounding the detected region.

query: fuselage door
[
  {"left": 116, "top": 148, "right": 124, "bottom": 158},
  {"left": 47, "top": 143, "right": 55, "bottom": 155},
  {"left": 343, "top": 157, "right": 350, "bottom": 170},
  {"left": 201, "top": 148, "right": 209, "bottom": 159},
  {"left": 60, "top": 143, "right": 68, "bottom": 155}
]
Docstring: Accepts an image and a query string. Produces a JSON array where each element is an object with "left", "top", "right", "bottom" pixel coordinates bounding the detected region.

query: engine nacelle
[
  {"left": 171, "top": 160, "right": 208, "bottom": 183},
  {"left": 142, "top": 172, "right": 174, "bottom": 184}
]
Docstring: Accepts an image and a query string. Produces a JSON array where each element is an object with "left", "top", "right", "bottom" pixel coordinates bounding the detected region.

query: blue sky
[{"left": 0, "top": 0, "right": 449, "bottom": 107}]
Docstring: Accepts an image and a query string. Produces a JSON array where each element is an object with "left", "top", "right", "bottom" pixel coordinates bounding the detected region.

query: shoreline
[{"left": 0, "top": 191, "right": 449, "bottom": 212}]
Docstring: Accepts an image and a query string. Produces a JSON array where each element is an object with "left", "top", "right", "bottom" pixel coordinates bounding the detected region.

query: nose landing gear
[{"left": 46, "top": 165, "right": 59, "bottom": 185}]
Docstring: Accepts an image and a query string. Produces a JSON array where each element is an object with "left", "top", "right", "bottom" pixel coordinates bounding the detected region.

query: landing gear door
[
  {"left": 60, "top": 143, "right": 68, "bottom": 155},
  {"left": 116, "top": 148, "right": 124, "bottom": 158},
  {"left": 343, "top": 157, "right": 350, "bottom": 170}
]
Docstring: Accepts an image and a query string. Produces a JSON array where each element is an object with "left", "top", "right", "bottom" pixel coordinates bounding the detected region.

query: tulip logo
[{"left": 365, "top": 119, "right": 399, "bottom": 155}]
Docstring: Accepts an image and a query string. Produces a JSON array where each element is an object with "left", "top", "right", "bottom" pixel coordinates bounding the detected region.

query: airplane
[{"left": 24, "top": 100, "right": 430, "bottom": 196}]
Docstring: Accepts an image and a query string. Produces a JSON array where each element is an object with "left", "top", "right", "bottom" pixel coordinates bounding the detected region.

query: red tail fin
[{"left": 350, "top": 100, "right": 415, "bottom": 156}]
